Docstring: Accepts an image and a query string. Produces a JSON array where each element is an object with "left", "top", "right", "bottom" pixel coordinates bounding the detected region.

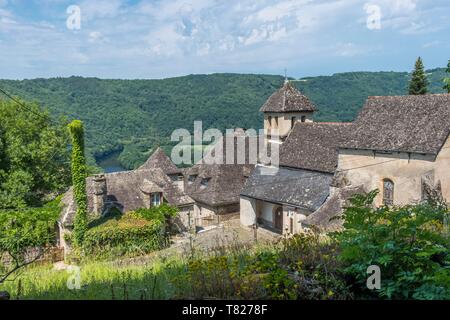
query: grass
[
  {"left": 0, "top": 232, "right": 344, "bottom": 300},
  {"left": 0, "top": 257, "right": 186, "bottom": 300},
  {"left": 0, "top": 235, "right": 268, "bottom": 300}
]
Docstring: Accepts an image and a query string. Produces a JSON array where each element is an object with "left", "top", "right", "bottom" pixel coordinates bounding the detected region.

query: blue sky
[{"left": 0, "top": 0, "right": 449, "bottom": 79}]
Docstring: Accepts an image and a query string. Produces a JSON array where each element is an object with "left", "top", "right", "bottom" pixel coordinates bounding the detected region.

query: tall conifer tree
[{"left": 409, "top": 57, "right": 429, "bottom": 95}]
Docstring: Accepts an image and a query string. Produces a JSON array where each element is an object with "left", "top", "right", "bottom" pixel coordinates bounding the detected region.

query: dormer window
[
  {"left": 151, "top": 192, "right": 162, "bottom": 207},
  {"left": 169, "top": 173, "right": 183, "bottom": 182},
  {"left": 188, "top": 175, "right": 198, "bottom": 184},
  {"left": 200, "top": 178, "right": 211, "bottom": 189}
]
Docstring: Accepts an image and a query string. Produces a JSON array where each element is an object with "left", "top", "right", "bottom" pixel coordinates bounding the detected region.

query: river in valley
[{"left": 97, "top": 151, "right": 127, "bottom": 173}]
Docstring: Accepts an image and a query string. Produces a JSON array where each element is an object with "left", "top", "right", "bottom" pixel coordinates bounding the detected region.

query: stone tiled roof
[
  {"left": 240, "top": 166, "right": 333, "bottom": 211},
  {"left": 260, "top": 81, "right": 316, "bottom": 113},
  {"left": 341, "top": 94, "right": 450, "bottom": 154},
  {"left": 185, "top": 132, "right": 257, "bottom": 207},
  {"left": 302, "top": 185, "right": 365, "bottom": 231},
  {"left": 280, "top": 122, "right": 353, "bottom": 173},
  {"left": 138, "top": 147, "right": 180, "bottom": 174},
  {"left": 92, "top": 168, "right": 193, "bottom": 212}
]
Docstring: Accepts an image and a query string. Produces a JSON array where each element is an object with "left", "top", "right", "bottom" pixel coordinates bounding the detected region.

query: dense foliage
[
  {"left": 68, "top": 120, "right": 88, "bottom": 246},
  {"left": 334, "top": 191, "right": 450, "bottom": 300},
  {"left": 0, "top": 197, "right": 62, "bottom": 282},
  {"left": 134, "top": 204, "right": 179, "bottom": 222},
  {"left": 0, "top": 99, "right": 70, "bottom": 209},
  {"left": 409, "top": 57, "right": 429, "bottom": 95},
  {"left": 0, "top": 70, "right": 446, "bottom": 170},
  {"left": 82, "top": 210, "right": 169, "bottom": 257}
]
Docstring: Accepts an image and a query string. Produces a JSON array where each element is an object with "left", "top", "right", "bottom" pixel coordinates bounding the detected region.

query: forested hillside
[{"left": 0, "top": 69, "right": 446, "bottom": 169}]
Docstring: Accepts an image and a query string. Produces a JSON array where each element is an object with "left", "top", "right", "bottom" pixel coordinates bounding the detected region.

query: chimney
[{"left": 92, "top": 174, "right": 107, "bottom": 219}]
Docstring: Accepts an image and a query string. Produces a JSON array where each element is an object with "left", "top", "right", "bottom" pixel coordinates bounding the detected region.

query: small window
[
  {"left": 274, "top": 117, "right": 278, "bottom": 129},
  {"left": 200, "top": 178, "right": 211, "bottom": 189},
  {"left": 383, "top": 179, "right": 394, "bottom": 206},
  {"left": 188, "top": 175, "right": 198, "bottom": 184},
  {"left": 151, "top": 193, "right": 161, "bottom": 207},
  {"left": 267, "top": 116, "right": 272, "bottom": 129},
  {"left": 169, "top": 174, "right": 183, "bottom": 182},
  {"left": 301, "top": 116, "right": 306, "bottom": 123},
  {"left": 291, "top": 117, "right": 296, "bottom": 129}
]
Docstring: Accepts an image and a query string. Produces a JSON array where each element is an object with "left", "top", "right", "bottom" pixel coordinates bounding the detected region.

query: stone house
[
  {"left": 58, "top": 148, "right": 195, "bottom": 249},
  {"left": 240, "top": 83, "right": 450, "bottom": 235},
  {"left": 336, "top": 94, "right": 450, "bottom": 207},
  {"left": 184, "top": 130, "right": 257, "bottom": 228}
]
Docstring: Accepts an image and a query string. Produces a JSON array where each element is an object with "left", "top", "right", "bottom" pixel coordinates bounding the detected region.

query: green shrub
[
  {"left": 333, "top": 190, "right": 450, "bottom": 300},
  {"left": 133, "top": 204, "right": 179, "bottom": 222},
  {"left": 0, "top": 197, "right": 62, "bottom": 282},
  {"left": 82, "top": 212, "right": 168, "bottom": 257},
  {"left": 0, "top": 197, "right": 62, "bottom": 255}
]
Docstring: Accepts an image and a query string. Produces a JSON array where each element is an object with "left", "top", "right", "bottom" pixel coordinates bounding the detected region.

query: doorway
[{"left": 274, "top": 207, "right": 283, "bottom": 232}]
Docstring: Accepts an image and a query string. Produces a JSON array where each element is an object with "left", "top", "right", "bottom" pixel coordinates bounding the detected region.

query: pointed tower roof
[
  {"left": 138, "top": 147, "right": 180, "bottom": 174},
  {"left": 260, "top": 81, "right": 316, "bottom": 113}
]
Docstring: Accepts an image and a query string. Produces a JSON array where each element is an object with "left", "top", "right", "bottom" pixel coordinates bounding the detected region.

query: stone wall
[{"left": 337, "top": 136, "right": 450, "bottom": 206}]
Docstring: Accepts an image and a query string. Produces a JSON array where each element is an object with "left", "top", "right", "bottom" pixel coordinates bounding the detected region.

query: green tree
[
  {"left": 409, "top": 57, "right": 429, "bottom": 95},
  {"left": 0, "top": 99, "right": 70, "bottom": 209},
  {"left": 0, "top": 198, "right": 61, "bottom": 285},
  {"left": 443, "top": 60, "right": 450, "bottom": 93},
  {"left": 68, "top": 120, "right": 88, "bottom": 246}
]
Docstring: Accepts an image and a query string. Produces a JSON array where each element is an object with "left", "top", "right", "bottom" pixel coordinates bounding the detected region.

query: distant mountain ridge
[{"left": 0, "top": 69, "right": 446, "bottom": 169}]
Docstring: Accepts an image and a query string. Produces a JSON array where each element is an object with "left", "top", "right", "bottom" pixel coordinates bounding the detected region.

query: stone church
[{"left": 240, "top": 81, "right": 450, "bottom": 235}]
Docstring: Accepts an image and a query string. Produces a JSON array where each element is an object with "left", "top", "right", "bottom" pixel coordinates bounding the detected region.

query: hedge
[{"left": 82, "top": 213, "right": 168, "bottom": 257}]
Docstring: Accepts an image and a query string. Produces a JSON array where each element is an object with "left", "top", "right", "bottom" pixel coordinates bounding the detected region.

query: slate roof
[
  {"left": 260, "top": 81, "right": 317, "bottom": 113},
  {"left": 341, "top": 94, "right": 450, "bottom": 154},
  {"left": 241, "top": 166, "right": 333, "bottom": 211},
  {"left": 184, "top": 132, "right": 257, "bottom": 207},
  {"left": 138, "top": 147, "right": 180, "bottom": 174},
  {"left": 302, "top": 185, "right": 365, "bottom": 231},
  {"left": 280, "top": 122, "right": 352, "bottom": 173}
]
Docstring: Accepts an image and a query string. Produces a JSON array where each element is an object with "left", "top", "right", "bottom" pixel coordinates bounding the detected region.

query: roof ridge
[{"left": 368, "top": 93, "right": 450, "bottom": 99}]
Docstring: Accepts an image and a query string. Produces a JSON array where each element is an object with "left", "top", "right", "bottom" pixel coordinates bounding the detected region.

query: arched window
[
  {"left": 301, "top": 116, "right": 306, "bottom": 122},
  {"left": 383, "top": 179, "right": 394, "bottom": 206}
]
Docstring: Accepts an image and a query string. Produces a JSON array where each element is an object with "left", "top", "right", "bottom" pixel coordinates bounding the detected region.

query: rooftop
[
  {"left": 280, "top": 122, "right": 352, "bottom": 173},
  {"left": 341, "top": 94, "right": 450, "bottom": 155},
  {"left": 260, "top": 81, "right": 317, "bottom": 113}
]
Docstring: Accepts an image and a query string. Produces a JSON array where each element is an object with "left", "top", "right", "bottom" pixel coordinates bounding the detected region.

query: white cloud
[
  {"left": 79, "top": 0, "right": 123, "bottom": 21},
  {"left": 0, "top": 0, "right": 448, "bottom": 79}
]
